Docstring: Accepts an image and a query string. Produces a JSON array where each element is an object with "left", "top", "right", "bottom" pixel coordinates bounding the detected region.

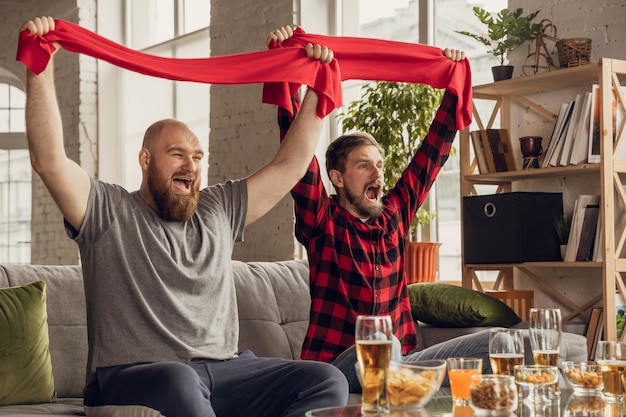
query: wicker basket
[{"left": 556, "top": 38, "right": 592, "bottom": 68}]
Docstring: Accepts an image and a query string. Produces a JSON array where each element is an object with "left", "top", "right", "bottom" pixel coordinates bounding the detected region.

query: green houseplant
[
  {"left": 456, "top": 7, "right": 540, "bottom": 81},
  {"left": 553, "top": 213, "right": 572, "bottom": 260},
  {"left": 340, "top": 81, "right": 446, "bottom": 282}
]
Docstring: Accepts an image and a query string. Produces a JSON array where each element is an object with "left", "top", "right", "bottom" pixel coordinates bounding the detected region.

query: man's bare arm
[
  {"left": 23, "top": 17, "right": 90, "bottom": 231},
  {"left": 245, "top": 36, "right": 333, "bottom": 225}
]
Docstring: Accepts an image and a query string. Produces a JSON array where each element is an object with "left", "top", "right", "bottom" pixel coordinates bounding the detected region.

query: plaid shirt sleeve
[
  {"left": 384, "top": 91, "right": 459, "bottom": 235},
  {"left": 277, "top": 92, "right": 330, "bottom": 245}
]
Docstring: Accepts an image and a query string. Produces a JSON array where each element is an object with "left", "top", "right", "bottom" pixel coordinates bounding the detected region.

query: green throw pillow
[
  {"left": 407, "top": 282, "right": 521, "bottom": 328},
  {"left": 0, "top": 280, "right": 56, "bottom": 406}
]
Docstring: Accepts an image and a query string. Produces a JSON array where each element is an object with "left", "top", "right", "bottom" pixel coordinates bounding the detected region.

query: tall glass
[
  {"left": 595, "top": 341, "right": 626, "bottom": 401},
  {"left": 355, "top": 315, "right": 393, "bottom": 414},
  {"left": 529, "top": 308, "right": 562, "bottom": 367},
  {"left": 447, "top": 357, "right": 483, "bottom": 406},
  {"left": 489, "top": 328, "right": 525, "bottom": 376}
]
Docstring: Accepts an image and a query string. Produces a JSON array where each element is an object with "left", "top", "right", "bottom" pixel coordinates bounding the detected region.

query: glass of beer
[
  {"left": 529, "top": 308, "right": 562, "bottom": 367},
  {"left": 595, "top": 341, "right": 626, "bottom": 401},
  {"left": 355, "top": 315, "right": 393, "bottom": 414},
  {"left": 489, "top": 328, "right": 524, "bottom": 376}
]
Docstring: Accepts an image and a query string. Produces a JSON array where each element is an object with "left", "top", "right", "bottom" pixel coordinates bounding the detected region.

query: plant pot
[
  {"left": 492, "top": 65, "right": 514, "bottom": 82},
  {"left": 404, "top": 241, "right": 441, "bottom": 284}
]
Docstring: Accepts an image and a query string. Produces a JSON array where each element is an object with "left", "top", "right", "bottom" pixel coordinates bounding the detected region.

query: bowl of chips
[
  {"left": 386, "top": 360, "right": 446, "bottom": 409},
  {"left": 561, "top": 361, "right": 603, "bottom": 393}
]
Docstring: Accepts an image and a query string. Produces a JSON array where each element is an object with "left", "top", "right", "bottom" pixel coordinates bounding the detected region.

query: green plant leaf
[{"left": 455, "top": 7, "right": 540, "bottom": 66}]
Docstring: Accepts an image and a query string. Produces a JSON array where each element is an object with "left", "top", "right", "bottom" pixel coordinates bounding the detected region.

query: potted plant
[
  {"left": 340, "top": 81, "right": 446, "bottom": 283},
  {"left": 553, "top": 213, "right": 572, "bottom": 260},
  {"left": 456, "top": 7, "right": 540, "bottom": 81}
]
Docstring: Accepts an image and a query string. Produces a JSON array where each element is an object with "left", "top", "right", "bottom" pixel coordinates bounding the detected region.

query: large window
[
  {"left": 102, "top": 0, "right": 211, "bottom": 191},
  {"left": 0, "top": 83, "right": 30, "bottom": 263},
  {"left": 128, "top": 0, "right": 211, "bottom": 49}
]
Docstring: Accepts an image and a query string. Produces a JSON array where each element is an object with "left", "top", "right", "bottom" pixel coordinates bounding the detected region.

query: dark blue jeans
[{"left": 84, "top": 350, "right": 349, "bottom": 417}]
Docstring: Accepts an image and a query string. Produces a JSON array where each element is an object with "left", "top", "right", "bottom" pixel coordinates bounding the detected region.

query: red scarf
[{"left": 17, "top": 21, "right": 471, "bottom": 129}]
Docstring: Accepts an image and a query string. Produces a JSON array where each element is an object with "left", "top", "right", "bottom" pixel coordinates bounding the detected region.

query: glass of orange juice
[{"left": 447, "top": 357, "right": 483, "bottom": 406}]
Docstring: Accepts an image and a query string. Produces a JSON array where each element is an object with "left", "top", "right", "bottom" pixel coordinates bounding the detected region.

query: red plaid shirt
[{"left": 279, "top": 91, "right": 458, "bottom": 363}]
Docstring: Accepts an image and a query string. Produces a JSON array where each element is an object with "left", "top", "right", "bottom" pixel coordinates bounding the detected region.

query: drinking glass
[
  {"left": 595, "top": 340, "right": 626, "bottom": 401},
  {"left": 447, "top": 357, "right": 483, "bottom": 406},
  {"left": 489, "top": 328, "right": 524, "bottom": 376},
  {"left": 355, "top": 315, "right": 393, "bottom": 414},
  {"left": 529, "top": 308, "right": 562, "bottom": 367}
]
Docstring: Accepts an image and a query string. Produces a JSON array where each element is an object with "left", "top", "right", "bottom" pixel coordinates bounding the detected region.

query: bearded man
[
  {"left": 269, "top": 25, "right": 491, "bottom": 394},
  {"left": 22, "top": 16, "right": 348, "bottom": 417}
]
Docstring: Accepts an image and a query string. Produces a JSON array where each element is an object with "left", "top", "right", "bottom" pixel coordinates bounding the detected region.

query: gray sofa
[{"left": 0, "top": 260, "right": 587, "bottom": 416}]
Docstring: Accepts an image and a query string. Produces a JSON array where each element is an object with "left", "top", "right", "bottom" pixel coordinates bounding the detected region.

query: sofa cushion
[
  {"left": 0, "top": 281, "right": 56, "bottom": 406},
  {"left": 233, "top": 259, "right": 310, "bottom": 360},
  {"left": 408, "top": 283, "right": 521, "bottom": 328}
]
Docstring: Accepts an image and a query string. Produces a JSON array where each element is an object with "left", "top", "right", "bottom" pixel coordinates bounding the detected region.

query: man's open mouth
[
  {"left": 365, "top": 185, "right": 380, "bottom": 201},
  {"left": 173, "top": 177, "right": 193, "bottom": 192}
]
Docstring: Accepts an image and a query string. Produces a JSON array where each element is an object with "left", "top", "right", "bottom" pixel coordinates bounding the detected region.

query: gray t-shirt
[{"left": 68, "top": 177, "right": 247, "bottom": 383}]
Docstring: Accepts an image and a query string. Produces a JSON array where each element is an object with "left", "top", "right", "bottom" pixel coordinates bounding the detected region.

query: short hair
[
  {"left": 325, "top": 131, "right": 384, "bottom": 174},
  {"left": 142, "top": 119, "right": 188, "bottom": 149}
]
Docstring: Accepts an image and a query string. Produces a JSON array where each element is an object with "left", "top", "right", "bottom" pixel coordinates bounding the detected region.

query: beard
[
  {"left": 344, "top": 186, "right": 384, "bottom": 219},
  {"left": 147, "top": 165, "right": 200, "bottom": 222}
]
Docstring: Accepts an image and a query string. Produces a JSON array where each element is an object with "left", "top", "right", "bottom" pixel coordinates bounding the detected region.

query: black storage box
[{"left": 463, "top": 192, "right": 563, "bottom": 263}]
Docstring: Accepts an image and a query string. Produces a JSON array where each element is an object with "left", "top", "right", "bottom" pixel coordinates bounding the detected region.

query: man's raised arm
[
  {"left": 245, "top": 31, "right": 334, "bottom": 225},
  {"left": 23, "top": 16, "right": 91, "bottom": 232}
]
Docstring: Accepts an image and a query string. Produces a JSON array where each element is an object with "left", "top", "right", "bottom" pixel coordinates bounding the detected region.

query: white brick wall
[
  {"left": 1, "top": 1, "right": 97, "bottom": 264},
  {"left": 209, "top": 0, "right": 299, "bottom": 261}
]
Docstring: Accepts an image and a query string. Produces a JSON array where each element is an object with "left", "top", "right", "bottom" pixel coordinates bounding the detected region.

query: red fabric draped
[{"left": 16, "top": 21, "right": 471, "bottom": 129}]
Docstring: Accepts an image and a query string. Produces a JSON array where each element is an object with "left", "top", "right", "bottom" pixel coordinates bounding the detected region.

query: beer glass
[
  {"left": 595, "top": 341, "right": 626, "bottom": 401},
  {"left": 489, "top": 328, "right": 524, "bottom": 376},
  {"left": 355, "top": 315, "right": 393, "bottom": 414},
  {"left": 529, "top": 308, "right": 562, "bottom": 367}
]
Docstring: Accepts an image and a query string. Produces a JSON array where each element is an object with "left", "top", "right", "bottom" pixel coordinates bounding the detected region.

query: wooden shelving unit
[{"left": 460, "top": 58, "right": 626, "bottom": 340}]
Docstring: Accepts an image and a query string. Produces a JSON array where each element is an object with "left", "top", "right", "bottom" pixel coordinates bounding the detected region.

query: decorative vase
[
  {"left": 404, "top": 241, "right": 442, "bottom": 284},
  {"left": 492, "top": 65, "right": 514, "bottom": 82}
]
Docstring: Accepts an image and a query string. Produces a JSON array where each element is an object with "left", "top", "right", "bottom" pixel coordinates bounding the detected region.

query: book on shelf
[
  {"left": 559, "top": 94, "right": 584, "bottom": 166},
  {"left": 586, "top": 307, "right": 603, "bottom": 360},
  {"left": 483, "top": 128, "right": 516, "bottom": 172},
  {"left": 569, "top": 91, "right": 593, "bottom": 165},
  {"left": 587, "top": 84, "right": 626, "bottom": 163},
  {"left": 543, "top": 101, "right": 574, "bottom": 167},
  {"left": 564, "top": 194, "right": 600, "bottom": 262},
  {"left": 593, "top": 216, "right": 603, "bottom": 262},
  {"left": 576, "top": 202, "right": 600, "bottom": 261},
  {"left": 470, "top": 130, "right": 490, "bottom": 174},
  {"left": 541, "top": 102, "right": 568, "bottom": 168},
  {"left": 587, "top": 307, "right": 604, "bottom": 360}
]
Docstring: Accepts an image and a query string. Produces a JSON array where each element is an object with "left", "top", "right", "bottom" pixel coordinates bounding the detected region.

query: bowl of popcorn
[
  {"left": 561, "top": 361, "right": 603, "bottom": 393},
  {"left": 386, "top": 360, "right": 446, "bottom": 409},
  {"left": 469, "top": 374, "right": 518, "bottom": 415}
]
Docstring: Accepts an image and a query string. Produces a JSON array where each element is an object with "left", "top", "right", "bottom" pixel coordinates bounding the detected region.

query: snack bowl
[
  {"left": 386, "top": 360, "right": 446, "bottom": 409},
  {"left": 566, "top": 393, "right": 605, "bottom": 414},
  {"left": 469, "top": 374, "right": 518, "bottom": 415},
  {"left": 561, "top": 361, "right": 603, "bottom": 393},
  {"left": 514, "top": 365, "right": 559, "bottom": 388}
]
